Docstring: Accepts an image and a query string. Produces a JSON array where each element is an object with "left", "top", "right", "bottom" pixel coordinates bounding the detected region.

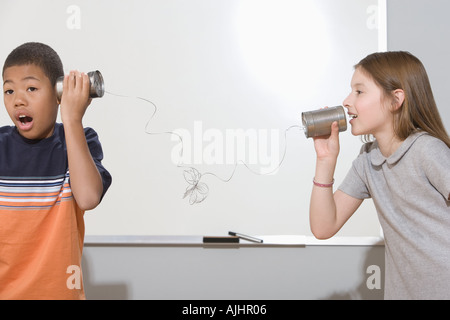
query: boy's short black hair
[{"left": 2, "top": 42, "right": 64, "bottom": 86}]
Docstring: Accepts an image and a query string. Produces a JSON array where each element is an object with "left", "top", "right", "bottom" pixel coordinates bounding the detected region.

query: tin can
[
  {"left": 301, "top": 106, "right": 347, "bottom": 138},
  {"left": 56, "top": 70, "right": 105, "bottom": 100}
]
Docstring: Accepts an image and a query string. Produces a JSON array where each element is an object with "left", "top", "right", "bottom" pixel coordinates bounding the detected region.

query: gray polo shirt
[{"left": 339, "top": 131, "right": 450, "bottom": 299}]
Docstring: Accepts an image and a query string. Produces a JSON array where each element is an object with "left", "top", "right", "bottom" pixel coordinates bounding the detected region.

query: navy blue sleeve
[{"left": 84, "top": 127, "right": 112, "bottom": 201}]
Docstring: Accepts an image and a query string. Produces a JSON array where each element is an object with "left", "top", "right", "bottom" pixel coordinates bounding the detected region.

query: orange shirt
[{"left": 0, "top": 173, "right": 86, "bottom": 299}]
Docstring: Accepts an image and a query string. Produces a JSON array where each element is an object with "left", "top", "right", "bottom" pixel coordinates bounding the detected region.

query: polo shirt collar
[{"left": 370, "top": 131, "right": 427, "bottom": 166}]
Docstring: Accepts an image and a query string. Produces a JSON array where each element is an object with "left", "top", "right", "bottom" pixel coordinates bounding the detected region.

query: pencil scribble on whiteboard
[{"left": 183, "top": 168, "right": 209, "bottom": 205}]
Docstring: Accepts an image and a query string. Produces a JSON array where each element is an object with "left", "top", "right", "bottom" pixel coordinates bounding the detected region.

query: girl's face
[
  {"left": 343, "top": 67, "right": 395, "bottom": 139},
  {"left": 3, "top": 64, "right": 59, "bottom": 140}
]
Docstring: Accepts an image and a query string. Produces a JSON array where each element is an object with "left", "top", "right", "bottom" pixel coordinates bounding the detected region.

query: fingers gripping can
[
  {"left": 301, "top": 106, "right": 347, "bottom": 138},
  {"left": 56, "top": 70, "right": 105, "bottom": 100}
]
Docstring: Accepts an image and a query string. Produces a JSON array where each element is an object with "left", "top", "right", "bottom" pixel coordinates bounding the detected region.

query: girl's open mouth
[{"left": 348, "top": 113, "right": 358, "bottom": 123}]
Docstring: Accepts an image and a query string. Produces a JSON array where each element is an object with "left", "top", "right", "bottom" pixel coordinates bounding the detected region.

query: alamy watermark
[
  {"left": 366, "top": 264, "right": 382, "bottom": 290},
  {"left": 171, "top": 121, "right": 284, "bottom": 175},
  {"left": 66, "top": 265, "right": 81, "bottom": 290}
]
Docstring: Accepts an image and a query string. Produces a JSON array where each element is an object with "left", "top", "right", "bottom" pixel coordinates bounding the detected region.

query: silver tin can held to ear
[
  {"left": 301, "top": 105, "right": 347, "bottom": 138},
  {"left": 56, "top": 70, "right": 105, "bottom": 100}
]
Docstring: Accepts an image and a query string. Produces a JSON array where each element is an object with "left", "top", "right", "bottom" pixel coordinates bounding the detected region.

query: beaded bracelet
[{"left": 313, "top": 177, "right": 335, "bottom": 188}]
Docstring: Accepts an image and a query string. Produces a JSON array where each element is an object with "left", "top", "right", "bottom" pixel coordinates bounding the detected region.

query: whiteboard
[{"left": 0, "top": 0, "right": 385, "bottom": 237}]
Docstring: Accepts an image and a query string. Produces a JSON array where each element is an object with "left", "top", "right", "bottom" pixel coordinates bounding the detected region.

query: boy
[{"left": 0, "top": 42, "right": 112, "bottom": 299}]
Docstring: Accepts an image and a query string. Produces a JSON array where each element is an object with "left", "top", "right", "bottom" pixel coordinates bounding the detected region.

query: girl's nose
[{"left": 342, "top": 94, "right": 351, "bottom": 109}]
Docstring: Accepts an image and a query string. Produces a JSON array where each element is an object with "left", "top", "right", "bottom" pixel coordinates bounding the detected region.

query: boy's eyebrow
[
  {"left": 3, "top": 76, "right": 41, "bottom": 86},
  {"left": 23, "top": 76, "right": 41, "bottom": 81},
  {"left": 2, "top": 79, "right": 13, "bottom": 86}
]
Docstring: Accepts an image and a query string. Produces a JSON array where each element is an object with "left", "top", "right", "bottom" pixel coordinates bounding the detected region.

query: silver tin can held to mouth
[
  {"left": 301, "top": 105, "right": 347, "bottom": 138},
  {"left": 56, "top": 70, "right": 105, "bottom": 101}
]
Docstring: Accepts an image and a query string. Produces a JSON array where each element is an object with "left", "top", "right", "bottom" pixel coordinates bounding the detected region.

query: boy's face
[{"left": 3, "top": 64, "right": 59, "bottom": 140}]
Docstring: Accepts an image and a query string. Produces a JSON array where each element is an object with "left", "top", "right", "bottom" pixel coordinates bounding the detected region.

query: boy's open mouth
[
  {"left": 16, "top": 113, "right": 34, "bottom": 131},
  {"left": 19, "top": 114, "right": 33, "bottom": 125}
]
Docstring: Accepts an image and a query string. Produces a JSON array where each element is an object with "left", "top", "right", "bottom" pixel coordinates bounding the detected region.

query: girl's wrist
[{"left": 314, "top": 158, "right": 336, "bottom": 186}]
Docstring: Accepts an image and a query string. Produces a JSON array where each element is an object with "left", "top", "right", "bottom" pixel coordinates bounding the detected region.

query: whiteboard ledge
[
  {"left": 84, "top": 235, "right": 384, "bottom": 247},
  {"left": 304, "top": 236, "right": 384, "bottom": 246}
]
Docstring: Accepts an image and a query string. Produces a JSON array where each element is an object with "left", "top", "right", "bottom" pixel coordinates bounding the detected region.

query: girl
[{"left": 310, "top": 51, "right": 450, "bottom": 299}]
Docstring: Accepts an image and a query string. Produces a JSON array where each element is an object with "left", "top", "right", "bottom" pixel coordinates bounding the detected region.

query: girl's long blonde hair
[{"left": 355, "top": 51, "right": 450, "bottom": 147}]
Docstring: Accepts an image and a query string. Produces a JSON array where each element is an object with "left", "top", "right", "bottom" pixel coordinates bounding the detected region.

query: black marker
[{"left": 228, "top": 231, "right": 263, "bottom": 243}]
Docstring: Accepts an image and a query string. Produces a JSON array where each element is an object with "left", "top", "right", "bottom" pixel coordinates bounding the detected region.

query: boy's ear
[{"left": 392, "top": 89, "right": 405, "bottom": 111}]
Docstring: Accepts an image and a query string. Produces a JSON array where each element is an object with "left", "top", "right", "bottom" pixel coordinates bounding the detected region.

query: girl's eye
[
  {"left": 27, "top": 87, "right": 37, "bottom": 92},
  {"left": 356, "top": 90, "right": 363, "bottom": 95},
  {"left": 4, "top": 89, "right": 13, "bottom": 95}
]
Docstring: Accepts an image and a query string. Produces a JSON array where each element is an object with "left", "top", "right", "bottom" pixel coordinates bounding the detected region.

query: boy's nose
[{"left": 13, "top": 92, "right": 26, "bottom": 107}]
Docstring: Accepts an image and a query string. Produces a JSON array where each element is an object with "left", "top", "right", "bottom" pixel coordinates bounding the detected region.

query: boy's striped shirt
[
  {"left": 0, "top": 124, "right": 111, "bottom": 299},
  {"left": 0, "top": 173, "right": 71, "bottom": 209}
]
